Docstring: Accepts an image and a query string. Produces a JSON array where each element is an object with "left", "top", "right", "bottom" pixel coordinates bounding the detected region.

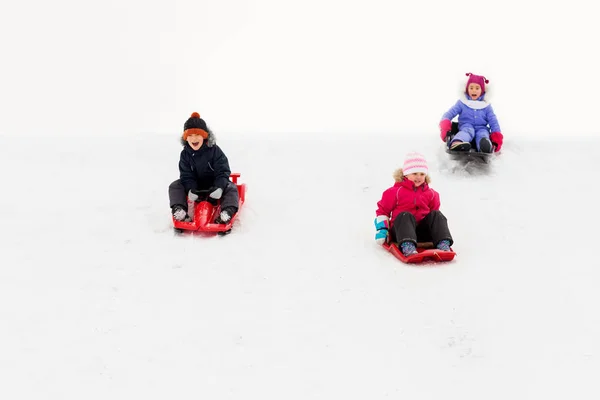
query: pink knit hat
[
  {"left": 465, "top": 72, "right": 489, "bottom": 94},
  {"left": 403, "top": 152, "right": 428, "bottom": 175}
]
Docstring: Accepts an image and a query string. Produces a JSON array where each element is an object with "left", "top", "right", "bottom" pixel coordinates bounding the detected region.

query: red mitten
[
  {"left": 490, "top": 132, "right": 504, "bottom": 152},
  {"left": 439, "top": 119, "right": 452, "bottom": 142}
]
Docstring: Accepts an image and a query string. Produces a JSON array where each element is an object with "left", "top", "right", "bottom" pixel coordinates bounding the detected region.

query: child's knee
[
  {"left": 224, "top": 182, "right": 239, "bottom": 197},
  {"left": 169, "top": 179, "right": 183, "bottom": 189}
]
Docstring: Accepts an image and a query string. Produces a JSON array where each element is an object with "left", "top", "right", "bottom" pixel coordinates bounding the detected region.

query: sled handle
[{"left": 230, "top": 172, "right": 241, "bottom": 183}]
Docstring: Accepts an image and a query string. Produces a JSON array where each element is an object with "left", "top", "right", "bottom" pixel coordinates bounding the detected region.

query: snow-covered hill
[{"left": 1, "top": 133, "right": 598, "bottom": 399}]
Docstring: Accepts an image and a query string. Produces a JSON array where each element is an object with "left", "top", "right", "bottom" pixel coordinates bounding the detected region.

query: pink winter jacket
[{"left": 375, "top": 179, "right": 441, "bottom": 224}]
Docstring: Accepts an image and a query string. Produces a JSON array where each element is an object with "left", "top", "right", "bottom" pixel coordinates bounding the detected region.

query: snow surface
[
  {"left": 1, "top": 134, "right": 599, "bottom": 399},
  {"left": 2, "top": 1, "right": 600, "bottom": 399}
]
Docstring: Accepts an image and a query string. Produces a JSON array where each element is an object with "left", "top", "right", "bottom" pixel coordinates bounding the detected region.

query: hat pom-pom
[{"left": 191, "top": 112, "right": 200, "bottom": 118}]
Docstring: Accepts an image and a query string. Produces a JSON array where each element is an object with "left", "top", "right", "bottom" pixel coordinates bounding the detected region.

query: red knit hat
[{"left": 465, "top": 72, "right": 489, "bottom": 94}]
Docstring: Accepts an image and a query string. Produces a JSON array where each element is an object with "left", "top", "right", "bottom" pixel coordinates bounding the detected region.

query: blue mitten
[{"left": 374, "top": 215, "right": 389, "bottom": 245}]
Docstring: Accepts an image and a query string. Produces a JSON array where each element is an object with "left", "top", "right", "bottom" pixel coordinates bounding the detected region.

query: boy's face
[
  {"left": 186, "top": 134, "right": 203, "bottom": 150},
  {"left": 467, "top": 83, "right": 482, "bottom": 100},
  {"left": 405, "top": 172, "right": 426, "bottom": 187}
]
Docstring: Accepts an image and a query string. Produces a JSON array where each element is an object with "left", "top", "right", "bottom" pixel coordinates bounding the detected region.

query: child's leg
[
  {"left": 219, "top": 182, "right": 240, "bottom": 214},
  {"left": 391, "top": 212, "right": 419, "bottom": 255},
  {"left": 474, "top": 128, "right": 492, "bottom": 152},
  {"left": 450, "top": 125, "right": 475, "bottom": 144},
  {"left": 169, "top": 179, "right": 188, "bottom": 210},
  {"left": 417, "top": 211, "right": 453, "bottom": 248},
  {"left": 214, "top": 181, "right": 240, "bottom": 224},
  {"left": 391, "top": 212, "right": 417, "bottom": 243}
]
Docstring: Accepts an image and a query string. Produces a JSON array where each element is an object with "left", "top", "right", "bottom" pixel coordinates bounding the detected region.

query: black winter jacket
[{"left": 179, "top": 134, "right": 232, "bottom": 192}]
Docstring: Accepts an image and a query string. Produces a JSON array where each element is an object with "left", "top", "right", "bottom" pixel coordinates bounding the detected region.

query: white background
[
  {"left": 1, "top": 1, "right": 599, "bottom": 399},
  {"left": 2, "top": 0, "right": 598, "bottom": 137}
]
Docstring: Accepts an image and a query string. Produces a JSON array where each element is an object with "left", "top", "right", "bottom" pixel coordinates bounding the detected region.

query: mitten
[
  {"left": 207, "top": 187, "right": 223, "bottom": 205},
  {"left": 374, "top": 215, "right": 389, "bottom": 245},
  {"left": 188, "top": 190, "right": 199, "bottom": 202},
  {"left": 490, "top": 132, "right": 504, "bottom": 152},
  {"left": 439, "top": 119, "right": 452, "bottom": 142},
  {"left": 209, "top": 187, "right": 223, "bottom": 200}
]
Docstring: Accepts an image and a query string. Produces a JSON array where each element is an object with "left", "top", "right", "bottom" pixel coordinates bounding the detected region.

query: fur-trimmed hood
[
  {"left": 460, "top": 97, "right": 490, "bottom": 109},
  {"left": 393, "top": 168, "right": 432, "bottom": 184},
  {"left": 457, "top": 76, "right": 494, "bottom": 104}
]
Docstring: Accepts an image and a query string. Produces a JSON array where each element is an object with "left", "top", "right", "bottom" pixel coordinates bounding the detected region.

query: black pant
[
  {"left": 168, "top": 179, "right": 239, "bottom": 213},
  {"left": 390, "top": 211, "right": 453, "bottom": 246}
]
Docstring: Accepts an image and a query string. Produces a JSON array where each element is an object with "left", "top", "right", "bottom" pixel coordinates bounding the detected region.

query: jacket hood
[{"left": 458, "top": 79, "right": 493, "bottom": 104}]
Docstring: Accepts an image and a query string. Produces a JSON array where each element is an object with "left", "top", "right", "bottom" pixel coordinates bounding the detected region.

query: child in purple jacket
[{"left": 439, "top": 73, "right": 504, "bottom": 153}]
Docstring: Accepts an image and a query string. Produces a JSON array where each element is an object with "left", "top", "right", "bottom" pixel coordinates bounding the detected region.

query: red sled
[
  {"left": 382, "top": 242, "right": 456, "bottom": 264},
  {"left": 172, "top": 172, "right": 246, "bottom": 235}
]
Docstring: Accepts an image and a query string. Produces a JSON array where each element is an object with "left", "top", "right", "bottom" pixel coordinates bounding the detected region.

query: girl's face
[
  {"left": 467, "top": 83, "right": 482, "bottom": 100},
  {"left": 405, "top": 172, "right": 426, "bottom": 187},
  {"left": 186, "top": 134, "right": 204, "bottom": 151}
]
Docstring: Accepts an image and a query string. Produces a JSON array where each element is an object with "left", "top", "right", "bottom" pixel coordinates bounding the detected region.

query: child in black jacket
[{"left": 168, "top": 112, "right": 239, "bottom": 223}]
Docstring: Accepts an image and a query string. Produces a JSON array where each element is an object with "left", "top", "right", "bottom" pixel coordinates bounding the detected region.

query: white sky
[{"left": 2, "top": 0, "right": 599, "bottom": 137}]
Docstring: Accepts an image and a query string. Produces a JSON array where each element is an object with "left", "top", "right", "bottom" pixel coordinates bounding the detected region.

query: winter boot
[
  {"left": 436, "top": 239, "right": 451, "bottom": 252},
  {"left": 172, "top": 205, "right": 191, "bottom": 222},
  {"left": 215, "top": 207, "right": 236, "bottom": 224},
  {"left": 479, "top": 137, "right": 493, "bottom": 153},
  {"left": 450, "top": 141, "right": 471, "bottom": 151},
  {"left": 399, "top": 241, "right": 418, "bottom": 257}
]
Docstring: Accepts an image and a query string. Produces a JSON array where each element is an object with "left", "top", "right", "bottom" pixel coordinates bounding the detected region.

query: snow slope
[{"left": 1, "top": 133, "right": 598, "bottom": 399}]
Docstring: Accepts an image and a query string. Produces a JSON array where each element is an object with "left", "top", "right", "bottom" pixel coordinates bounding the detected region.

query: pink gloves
[
  {"left": 490, "top": 132, "right": 503, "bottom": 152},
  {"left": 439, "top": 119, "right": 452, "bottom": 141}
]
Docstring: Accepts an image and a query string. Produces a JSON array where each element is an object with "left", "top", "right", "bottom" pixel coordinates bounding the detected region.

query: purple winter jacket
[{"left": 441, "top": 95, "right": 501, "bottom": 132}]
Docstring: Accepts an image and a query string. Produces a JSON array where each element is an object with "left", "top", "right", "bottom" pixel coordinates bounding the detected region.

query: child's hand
[
  {"left": 374, "top": 215, "right": 389, "bottom": 245},
  {"left": 375, "top": 229, "right": 388, "bottom": 245},
  {"left": 490, "top": 132, "right": 503, "bottom": 152},
  {"left": 208, "top": 187, "right": 223, "bottom": 200},
  {"left": 188, "top": 188, "right": 212, "bottom": 202},
  {"left": 206, "top": 186, "right": 223, "bottom": 205},
  {"left": 188, "top": 190, "right": 199, "bottom": 202},
  {"left": 439, "top": 119, "right": 452, "bottom": 142}
]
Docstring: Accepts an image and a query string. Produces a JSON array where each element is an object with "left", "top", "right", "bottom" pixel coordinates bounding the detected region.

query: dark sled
[
  {"left": 382, "top": 241, "right": 456, "bottom": 264},
  {"left": 172, "top": 172, "right": 246, "bottom": 236},
  {"left": 444, "top": 122, "right": 495, "bottom": 163}
]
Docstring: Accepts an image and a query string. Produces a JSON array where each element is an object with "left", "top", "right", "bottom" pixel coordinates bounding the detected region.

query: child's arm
[
  {"left": 375, "top": 187, "right": 396, "bottom": 217},
  {"left": 486, "top": 105, "right": 501, "bottom": 133},
  {"left": 374, "top": 187, "right": 396, "bottom": 245},
  {"left": 439, "top": 100, "right": 462, "bottom": 141},
  {"left": 179, "top": 154, "right": 197, "bottom": 192},
  {"left": 429, "top": 190, "right": 441, "bottom": 211},
  {"left": 441, "top": 100, "right": 462, "bottom": 122},
  {"left": 211, "top": 146, "right": 233, "bottom": 189},
  {"left": 486, "top": 105, "right": 503, "bottom": 151}
]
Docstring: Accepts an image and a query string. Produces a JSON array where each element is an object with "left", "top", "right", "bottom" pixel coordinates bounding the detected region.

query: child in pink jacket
[{"left": 374, "top": 152, "right": 454, "bottom": 256}]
